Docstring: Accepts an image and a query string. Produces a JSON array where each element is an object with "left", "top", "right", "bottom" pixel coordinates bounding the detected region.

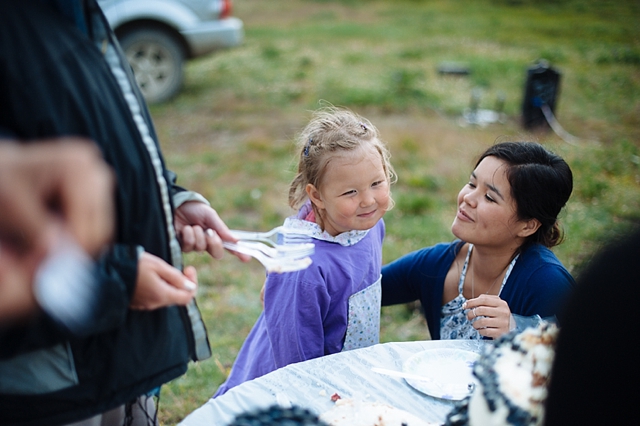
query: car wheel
[{"left": 118, "top": 28, "right": 185, "bottom": 104}]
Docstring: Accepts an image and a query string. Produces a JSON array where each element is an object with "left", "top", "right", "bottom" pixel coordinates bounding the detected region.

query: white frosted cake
[
  {"left": 320, "top": 398, "right": 437, "bottom": 426},
  {"left": 445, "top": 323, "right": 558, "bottom": 426}
]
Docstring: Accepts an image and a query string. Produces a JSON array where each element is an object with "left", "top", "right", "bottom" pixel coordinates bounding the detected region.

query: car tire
[{"left": 118, "top": 28, "right": 185, "bottom": 104}]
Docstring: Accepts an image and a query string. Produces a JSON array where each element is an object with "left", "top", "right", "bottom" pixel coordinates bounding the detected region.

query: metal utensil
[
  {"left": 223, "top": 242, "right": 313, "bottom": 274},
  {"left": 230, "top": 226, "right": 313, "bottom": 247},
  {"left": 231, "top": 240, "right": 315, "bottom": 259}
]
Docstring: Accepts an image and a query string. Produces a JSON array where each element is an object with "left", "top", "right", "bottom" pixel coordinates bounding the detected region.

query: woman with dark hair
[{"left": 382, "top": 141, "right": 575, "bottom": 340}]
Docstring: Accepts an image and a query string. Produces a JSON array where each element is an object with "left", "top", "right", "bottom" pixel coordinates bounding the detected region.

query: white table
[{"left": 179, "top": 340, "right": 487, "bottom": 426}]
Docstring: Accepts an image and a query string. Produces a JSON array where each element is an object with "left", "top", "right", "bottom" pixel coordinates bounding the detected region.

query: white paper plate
[{"left": 402, "top": 348, "right": 479, "bottom": 400}]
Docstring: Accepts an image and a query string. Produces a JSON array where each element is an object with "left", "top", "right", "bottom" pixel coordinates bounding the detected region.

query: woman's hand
[
  {"left": 463, "top": 294, "right": 512, "bottom": 338},
  {"left": 130, "top": 252, "right": 197, "bottom": 310}
]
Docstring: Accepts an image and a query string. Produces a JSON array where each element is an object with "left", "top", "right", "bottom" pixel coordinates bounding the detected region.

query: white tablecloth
[{"left": 179, "top": 340, "right": 487, "bottom": 426}]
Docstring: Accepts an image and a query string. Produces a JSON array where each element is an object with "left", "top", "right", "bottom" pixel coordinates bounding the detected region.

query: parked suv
[{"left": 98, "top": 0, "right": 244, "bottom": 103}]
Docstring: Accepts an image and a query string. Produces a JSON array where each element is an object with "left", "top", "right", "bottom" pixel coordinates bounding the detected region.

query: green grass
[{"left": 148, "top": 0, "right": 640, "bottom": 423}]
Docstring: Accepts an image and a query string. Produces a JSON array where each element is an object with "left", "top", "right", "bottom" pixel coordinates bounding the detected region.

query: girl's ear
[
  {"left": 306, "top": 183, "right": 324, "bottom": 210},
  {"left": 517, "top": 218, "right": 541, "bottom": 238}
]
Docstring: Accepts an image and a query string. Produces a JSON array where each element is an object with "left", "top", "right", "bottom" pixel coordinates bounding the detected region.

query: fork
[
  {"left": 230, "top": 226, "right": 313, "bottom": 247},
  {"left": 223, "top": 242, "right": 313, "bottom": 273},
  {"left": 231, "top": 240, "right": 315, "bottom": 259}
]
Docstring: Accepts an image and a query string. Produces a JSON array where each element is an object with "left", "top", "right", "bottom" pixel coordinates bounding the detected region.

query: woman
[{"left": 381, "top": 141, "right": 574, "bottom": 340}]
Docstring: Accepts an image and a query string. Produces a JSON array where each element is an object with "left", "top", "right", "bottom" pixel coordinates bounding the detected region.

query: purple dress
[{"left": 214, "top": 203, "right": 384, "bottom": 397}]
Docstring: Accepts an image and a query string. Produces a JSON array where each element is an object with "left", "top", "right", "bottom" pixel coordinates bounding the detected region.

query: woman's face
[{"left": 451, "top": 156, "right": 528, "bottom": 249}]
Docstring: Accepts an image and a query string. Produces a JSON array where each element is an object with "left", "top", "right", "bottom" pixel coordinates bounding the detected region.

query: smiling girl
[
  {"left": 214, "top": 107, "right": 396, "bottom": 396},
  {"left": 381, "top": 141, "right": 574, "bottom": 340}
]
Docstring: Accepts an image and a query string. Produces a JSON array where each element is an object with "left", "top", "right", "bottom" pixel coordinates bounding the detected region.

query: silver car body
[
  {"left": 100, "top": 0, "right": 243, "bottom": 57},
  {"left": 97, "top": 0, "right": 243, "bottom": 102}
]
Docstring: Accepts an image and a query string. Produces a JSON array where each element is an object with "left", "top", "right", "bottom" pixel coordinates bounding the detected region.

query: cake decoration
[{"left": 444, "top": 322, "right": 558, "bottom": 426}]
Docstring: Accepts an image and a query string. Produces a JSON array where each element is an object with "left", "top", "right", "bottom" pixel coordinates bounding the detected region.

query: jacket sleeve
[
  {"left": 381, "top": 242, "right": 458, "bottom": 340},
  {"left": 381, "top": 251, "right": 426, "bottom": 306},
  {"left": 504, "top": 262, "right": 575, "bottom": 322},
  {"left": 165, "top": 168, "right": 210, "bottom": 209},
  {"left": 78, "top": 243, "right": 140, "bottom": 333},
  {"left": 381, "top": 243, "right": 454, "bottom": 306},
  {"left": 0, "top": 243, "right": 139, "bottom": 358},
  {"left": 263, "top": 269, "right": 331, "bottom": 368},
  {"left": 166, "top": 169, "right": 187, "bottom": 200}
]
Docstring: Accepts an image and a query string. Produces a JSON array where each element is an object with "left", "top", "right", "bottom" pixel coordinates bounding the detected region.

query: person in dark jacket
[{"left": 0, "top": 1, "right": 246, "bottom": 425}]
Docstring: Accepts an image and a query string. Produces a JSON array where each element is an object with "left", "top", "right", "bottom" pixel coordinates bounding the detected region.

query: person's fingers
[
  {"left": 190, "top": 225, "right": 207, "bottom": 252},
  {"left": 0, "top": 244, "right": 40, "bottom": 322},
  {"left": 0, "top": 139, "right": 115, "bottom": 259},
  {"left": 130, "top": 281, "right": 192, "bottom": 310},
  {"left": 471, "top": 307, "right": 511, "bottom": 338},
  {"left": 467, "top": 306, "right": 477, "bottom": 321},
  {"left": 0, "top": 146, "right": 49, "bottom": 254},
  {"left": 0, "top": 189, "right": 48, "bottom": 255},
  {"left": 462, "top": 300, "right": 477, "bottom": 319},
  {"left": 183, "top": 265, "right": 198, "bottom": 294},
  {"left": 204, "top": 228, "right": 225, "bottom": 259},
  {"left": 131, "top": 253, "right": 195, "bottom": 310},
  {"left": 155, "top": 261, "right": 195, "bottom": 293},
  {"left": 202, "top": 208, "right": 234, "bottom": 242},
  {"left": 54, "top": 140, "right": 115, "bottom": 257},
  {"left": 179, "top": 226, "right": 196, "bottom": 252},
  {"left": 466, "top": 305, "right": 488, "bottom": 322},
  {"left": 471, "top": 294, "right": 498, "bottom": 306},
  {"left": 464, "top": 296, "right": 507, "bottom": 315},
  {"left": 159, "top": 282, "right": 194, "bottom": 306},
  {"left": 221, "top": 238, "right": 252, "bottom": 263},
  {"left": 476, "top": 321, "right": 506, "bottom": 339},
  {"left": 477, "top": 326, "right": 500, "bottom": 339},
  {"left": 469, "top": 305, "right": 501, "bottom": 320},
  {"left": 463, "top": 294, "right": 512, "bottom": 338}
]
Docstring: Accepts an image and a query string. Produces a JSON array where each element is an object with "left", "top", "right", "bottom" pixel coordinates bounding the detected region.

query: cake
[
  {"left": 444, "top": 322, "right": 559, "bottom": 426},
  {"left": 229, "top": 405, "right": 329, "bottom": 426},
  {"left": 319, "top": 398, "right": 438, "bottom": 426},
  {"left": 228, "top": 400, "right": 437, "bottom": 426}
]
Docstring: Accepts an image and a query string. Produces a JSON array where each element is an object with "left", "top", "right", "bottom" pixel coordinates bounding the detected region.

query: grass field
[{"left": 147, "top": 0, "right": 640, "bottom": 423}]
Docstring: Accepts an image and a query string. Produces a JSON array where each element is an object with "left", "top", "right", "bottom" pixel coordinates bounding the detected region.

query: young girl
[{"left": 214, "top": 107, "right": 396, "bottom": 397}]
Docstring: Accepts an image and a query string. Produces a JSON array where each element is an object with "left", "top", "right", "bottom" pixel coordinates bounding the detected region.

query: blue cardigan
[{"left": 381, "top": 241, "right": 575, "bottom": 340}]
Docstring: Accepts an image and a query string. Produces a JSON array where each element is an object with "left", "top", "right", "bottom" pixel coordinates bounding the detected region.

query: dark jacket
[{"left": 0, "top": 1, "right": 210, "bottom": 424}]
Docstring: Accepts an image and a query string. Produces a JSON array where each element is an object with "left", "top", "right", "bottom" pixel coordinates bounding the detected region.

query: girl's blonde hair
[{"left": 288, "top": 106, "right": 396, "bottom": 211}]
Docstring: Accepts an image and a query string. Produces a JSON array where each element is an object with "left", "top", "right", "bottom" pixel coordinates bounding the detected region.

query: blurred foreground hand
[{"left": 0, "top": 138, "right": 115, "bottom": 323}]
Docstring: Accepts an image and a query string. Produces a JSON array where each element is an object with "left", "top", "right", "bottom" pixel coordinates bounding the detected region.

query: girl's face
[
  {"left": 307, "top": 144, "right": 390, "bottom": 236},
  {"left": 451, "top": 156, "right": 535, "bottom": 249}
]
